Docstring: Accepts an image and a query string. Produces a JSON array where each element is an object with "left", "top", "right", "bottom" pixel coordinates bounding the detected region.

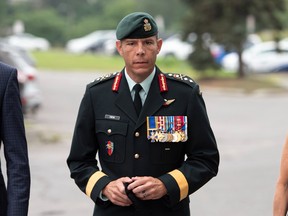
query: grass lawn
[
  {"left": 32, "top": 49, "right": 195, "bottom": 74},
  {"left": 31, "top": 49, "right": 287, "bottom": 93}
]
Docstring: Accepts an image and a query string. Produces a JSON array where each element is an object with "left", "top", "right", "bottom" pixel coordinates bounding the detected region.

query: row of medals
[{"left": 148, "top": 130, "right": 188, "bottom": 142}]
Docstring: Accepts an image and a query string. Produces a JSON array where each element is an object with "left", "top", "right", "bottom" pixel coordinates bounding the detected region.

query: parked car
[
  {"left": 221, "top": 40, "right": 288, "bottom": 73},
  {"left": 158, "top": 34, "right": 194, "bottom": 60},
  {"left": 66, "top": 30, "right": 116, "bottom": 54},
  {"left": 0, "top": 43, "right": 42, "bottom": 114},
  {"left": 5, "top": 33, "right": 50, "bottom": 51}
]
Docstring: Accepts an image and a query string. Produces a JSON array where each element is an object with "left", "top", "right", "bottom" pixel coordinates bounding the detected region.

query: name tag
[
  {"left": 147, "top": 116, "right": 188, "bottom": 142},
  {"left": 105, "top": 114, "right": 120, "bottom": 120}
]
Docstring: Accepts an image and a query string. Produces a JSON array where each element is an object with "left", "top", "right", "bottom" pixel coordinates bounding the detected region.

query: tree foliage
[
  {"left": 0, "top": 0, "right": 189, "bottom": 46},
  {"left": 1, "top": 0, "right": 288, "bottom": 77},
  {"left": 182, "top": 0, "right": 286, "bottom": 77}
]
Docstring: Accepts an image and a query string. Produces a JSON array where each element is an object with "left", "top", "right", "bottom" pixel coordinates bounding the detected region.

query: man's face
[{"left": 116, "top": 36, "right": 162, "bottom": 83}]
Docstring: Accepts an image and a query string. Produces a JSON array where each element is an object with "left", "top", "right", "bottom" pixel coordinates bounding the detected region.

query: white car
[
  {"left": 6, "top": 33, "right": 50, "bottom": 51},
  {"left": 158, "top": 34, "right": 194, "bottom": 60},
  {"left": 221, "top": 40, "right": 288, "bottom": 73},
  {"left": 66, "top": 30, "right": 116, "bottom": 54}
]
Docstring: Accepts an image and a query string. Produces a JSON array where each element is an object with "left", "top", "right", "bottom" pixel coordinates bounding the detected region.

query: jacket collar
[{"left": 114, "top": 68, "right": 166, "bottom": 127}]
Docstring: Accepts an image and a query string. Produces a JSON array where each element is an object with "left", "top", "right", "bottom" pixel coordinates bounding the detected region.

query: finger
[
  {"left": 141, "top": 191, "right": 146, "bottom": 200},
  {"left": 133, "top": 190, "right": 146, "bottom": 200},
  {"left": 113, "top": 199, "right": 132, "bottom": 206},
  {"left": 130, "top": 178, "right": 153, "bottom": 193},
  {"left": 128, "top": 177, "right": 149, "bottom": 191},
  {"left": 121, "top": 177, "right": 133, "bottom": 184},
  {"left": 130, "top": 185, "right": 146, "bottom": 194},
  {"left": 131, "top": 176, "right": 149, "bottom": 183},
  {"left": 110, "top": 192, "right": 132, "bottom": 206}
]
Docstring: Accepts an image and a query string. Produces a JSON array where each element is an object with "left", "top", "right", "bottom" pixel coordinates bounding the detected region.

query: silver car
[{"left": 0, "top": 42, "right": 42, "bottom": 114}]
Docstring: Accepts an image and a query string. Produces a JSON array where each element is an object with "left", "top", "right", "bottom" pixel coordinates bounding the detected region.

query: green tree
[
  {"left": 4, "top": 0, "right": 190, "bottom": 46},
  {"left": 38, "top": 0, "right": 189, "bottom": 38},
  {"left": 182, "top": 0, "right": 286, "bottom": 77},
  {"left": 0, "top": 0, "right": 12, "bottom": 36},
  {"left": 16, "top": 9, "right": 67, "bottom": 46},
  {"left": 135, "top": 0, "right": 189, "bottom": 34}
]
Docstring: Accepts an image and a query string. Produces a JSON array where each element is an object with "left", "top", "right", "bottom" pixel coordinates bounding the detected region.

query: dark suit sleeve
[
  {"left": 2, "top": 69, "right": 31, "bottom": 215},
  {"left": 158, "top": 84, "right": 219, "bottom": 207}
]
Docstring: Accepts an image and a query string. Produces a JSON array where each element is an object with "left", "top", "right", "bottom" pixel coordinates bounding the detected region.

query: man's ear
[
  {"left": 116, "top": 40, "right": 123, "bottom": 56},
  {"left": 157, "top": 38, "right": 163, "bottom": 54}
]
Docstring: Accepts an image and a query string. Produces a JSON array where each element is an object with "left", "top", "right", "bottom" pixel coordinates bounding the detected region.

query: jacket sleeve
[
  {"left": 67, "top": 86, "right": 111, "bottom": 205},
  {"left": 158, "top": 84, "right": 219, "bottom": 207},
  {"left": 2, "top": 69, "right": 31, "bottom": 216}
]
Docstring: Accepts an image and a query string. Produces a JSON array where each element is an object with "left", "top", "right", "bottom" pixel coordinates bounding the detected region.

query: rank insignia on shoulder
[
  {"left": 146, "top": 116, "right": 188, "bottom": 142},
  {"left": 166, "top": 73, "right": 195, "bottom": 87},
  {"left": 168, "top": 73, "right": 193, "bottom": 82},
  {"left": 92, "top": 72, "right": 119, "bottom": 84}
]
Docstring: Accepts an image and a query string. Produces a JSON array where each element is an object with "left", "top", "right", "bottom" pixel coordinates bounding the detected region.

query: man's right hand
[{"left": 102, "top": 177, "right": 133, "bottom": 206}]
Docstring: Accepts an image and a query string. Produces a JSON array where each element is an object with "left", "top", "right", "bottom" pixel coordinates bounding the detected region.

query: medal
[{"left": 147, "top": 116, "right": 188, "bottom": 142}]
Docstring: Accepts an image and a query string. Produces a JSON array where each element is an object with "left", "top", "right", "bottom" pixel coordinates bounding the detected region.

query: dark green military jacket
[{"left": 67, "top": 67, "right": 219, "bottom": 216}]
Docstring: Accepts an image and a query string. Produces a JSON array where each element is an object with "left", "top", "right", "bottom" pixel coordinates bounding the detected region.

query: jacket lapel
[
  {"left": 115, "top": 72, "right": 138, "bottom": 123},
  {"left": 136, "top": 70, "right": 165, "bottom": 128}
]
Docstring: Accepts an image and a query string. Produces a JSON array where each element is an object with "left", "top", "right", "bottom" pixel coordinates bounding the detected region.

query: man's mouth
[{"left": 134, "top": 61, "right": 148, "bottom": 64}]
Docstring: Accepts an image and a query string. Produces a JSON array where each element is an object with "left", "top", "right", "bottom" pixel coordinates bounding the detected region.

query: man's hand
[
  {"left": 102, "top": 177, "right": 133, "bottom": 206},
  {"left": 127, "top": 176, "right": 167, "bottom": 200}
]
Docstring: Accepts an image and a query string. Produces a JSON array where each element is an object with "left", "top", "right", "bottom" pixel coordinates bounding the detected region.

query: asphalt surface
[{"left": 14, "top": 71, "right": 288, "bottom": 215}]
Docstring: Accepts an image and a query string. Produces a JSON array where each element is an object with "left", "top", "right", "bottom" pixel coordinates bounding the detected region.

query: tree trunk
[{"left": 237, "top": 50, "right": 245, "bottom": 78}]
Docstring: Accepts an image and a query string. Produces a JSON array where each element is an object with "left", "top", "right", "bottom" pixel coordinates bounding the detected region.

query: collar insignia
[
  {"left": 158, "top": 74, "right": 168, "bottom": 92},
  {"left": 112, "top": 72, "right": 122, "bottom": 92}
]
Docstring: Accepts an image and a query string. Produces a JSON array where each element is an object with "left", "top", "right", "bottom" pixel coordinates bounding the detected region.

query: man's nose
[{"left": 136, "top": 44, "right": 145, "bottom": 55}]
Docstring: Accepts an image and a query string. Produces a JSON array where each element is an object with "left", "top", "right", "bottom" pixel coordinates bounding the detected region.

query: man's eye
[{"left": 146, "top": 41, "right": 154, "bottom": 45}]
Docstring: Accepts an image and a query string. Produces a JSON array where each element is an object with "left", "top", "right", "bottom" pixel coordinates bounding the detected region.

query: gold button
[
  {"left": 135, "top": 132, "right": 140, "bottom": 137},
  {"left": 134, "top": 154, "right": 140, "bottom": 159},
  {"left": 107, "top": 129, "right": 112, "bottom": 134}
]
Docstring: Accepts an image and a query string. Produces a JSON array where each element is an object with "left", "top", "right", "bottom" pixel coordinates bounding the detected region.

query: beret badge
[{"left": 143, "top": 19, "right": 152, "bottom": 32}]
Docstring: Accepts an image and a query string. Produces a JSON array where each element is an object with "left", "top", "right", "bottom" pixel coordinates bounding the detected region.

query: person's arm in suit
[{"left": 2, "top": 67, "right": 31, "bottom": 215}]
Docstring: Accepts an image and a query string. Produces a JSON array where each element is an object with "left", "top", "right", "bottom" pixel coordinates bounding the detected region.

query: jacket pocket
[
  {"left": 95, "top": 119, "right": 128, "bottom": 163},
  {"left": 150, "top": 143, "right": 183, "bottom": 164}
]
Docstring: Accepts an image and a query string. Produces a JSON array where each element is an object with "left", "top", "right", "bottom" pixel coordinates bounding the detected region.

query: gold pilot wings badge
[
  {"left": 163, "top": 99, "right": 175, "bottom": 106},
  {"left": 147, "top": 116, "right": 188, "bottom": 142}
]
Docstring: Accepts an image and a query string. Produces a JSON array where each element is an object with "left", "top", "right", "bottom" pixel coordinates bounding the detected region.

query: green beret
[{"left": 116, "top": 12, "right": 158, "bottom": 40}]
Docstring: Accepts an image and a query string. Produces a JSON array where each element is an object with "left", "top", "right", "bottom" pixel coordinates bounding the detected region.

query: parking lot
[{"left": 21, "top": 71, "right": 288, "bottom": 215}]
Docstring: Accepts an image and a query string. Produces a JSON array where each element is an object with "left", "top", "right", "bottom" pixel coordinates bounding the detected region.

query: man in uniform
[{"left": 67, "top": 12, "right": 219, "bottom": 216}]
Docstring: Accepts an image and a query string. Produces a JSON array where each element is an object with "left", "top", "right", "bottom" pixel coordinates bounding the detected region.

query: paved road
[{"left": 21, "top": 71, "right": 288, "bottom": 215}]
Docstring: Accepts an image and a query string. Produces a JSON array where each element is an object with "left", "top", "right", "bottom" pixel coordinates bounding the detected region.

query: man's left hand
[{"left": 127, "top": 176, "right": 168, "bottom": 200}]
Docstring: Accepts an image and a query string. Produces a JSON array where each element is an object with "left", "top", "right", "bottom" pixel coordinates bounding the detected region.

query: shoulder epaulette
[
  {"left": 165, "top": 73, "right": 196, "bottom": 87},
  {"left": 88, "top": 72, "right": 119, "bottom": 87},
  {"left": 165, "top": 73, "right": 202, "bottom": 95}
]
